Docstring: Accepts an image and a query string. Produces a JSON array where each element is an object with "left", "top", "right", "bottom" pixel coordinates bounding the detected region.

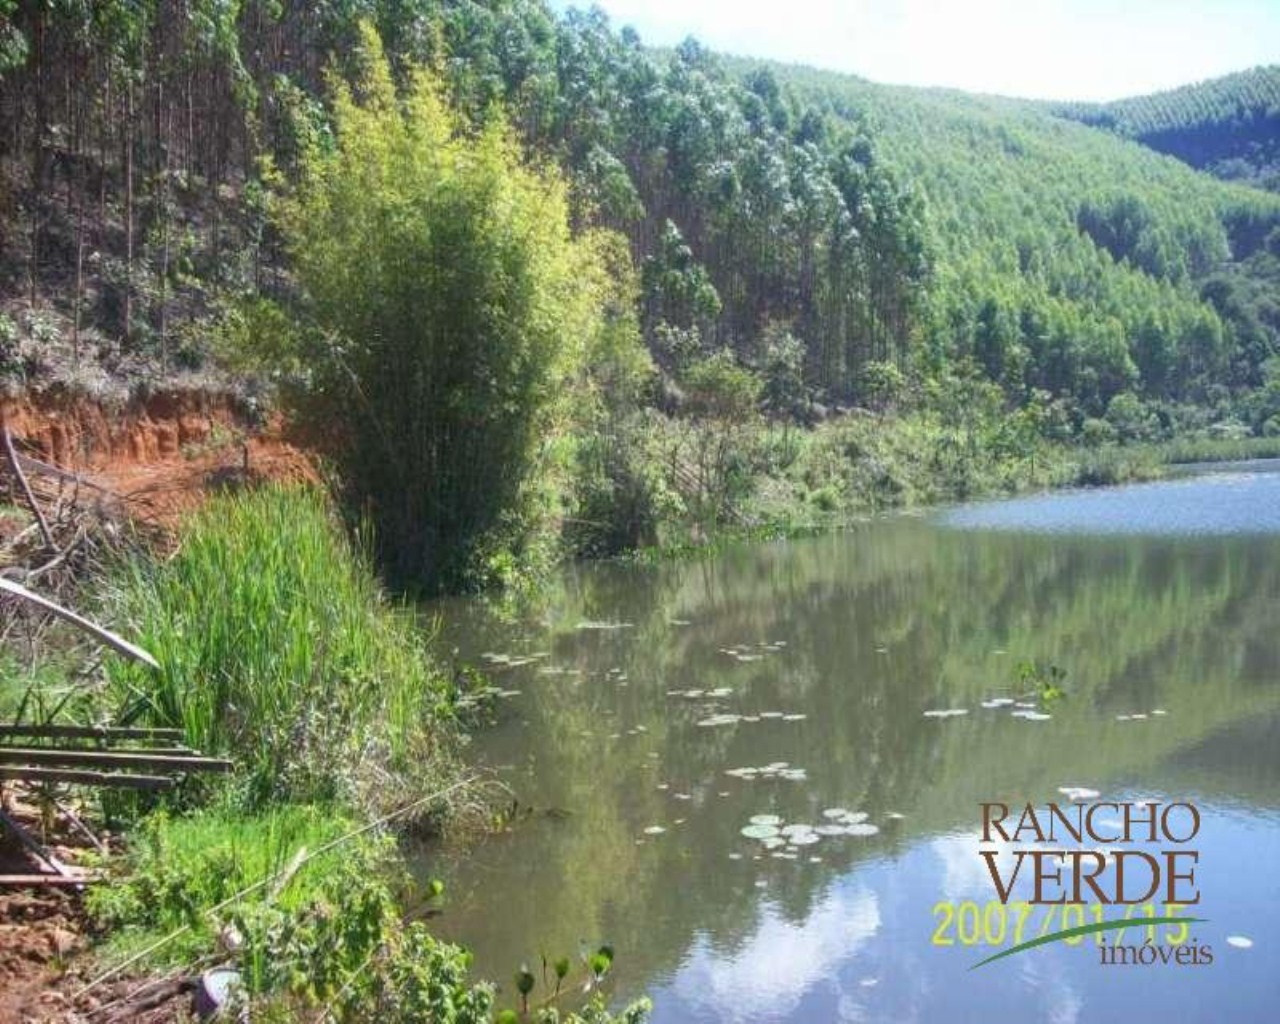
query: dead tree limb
[
  {"left": 3, "top": 426, "right": 57, "bottom": 551},
  {"left": 0, "top": 576, "right": 160, "bottom": 669}
]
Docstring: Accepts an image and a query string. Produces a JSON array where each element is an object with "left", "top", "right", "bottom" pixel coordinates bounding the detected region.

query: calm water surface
[{"left": 419, "top": 462, "right": 1280, "bottom": 1023}]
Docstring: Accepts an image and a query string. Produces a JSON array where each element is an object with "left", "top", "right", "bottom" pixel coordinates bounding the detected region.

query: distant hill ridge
[{"left": 1049, "top": 65, "right": 1280, "bottom": 191}]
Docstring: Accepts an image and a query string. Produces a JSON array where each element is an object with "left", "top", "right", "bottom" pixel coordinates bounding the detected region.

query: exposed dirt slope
[{"left": 1, "top": 390, "right": 319, "bottom": 527}]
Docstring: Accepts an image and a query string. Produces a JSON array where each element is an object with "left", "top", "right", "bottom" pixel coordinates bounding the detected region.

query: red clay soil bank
[{"left": 1, "top": 390, "right": 320, "bottom": 527}]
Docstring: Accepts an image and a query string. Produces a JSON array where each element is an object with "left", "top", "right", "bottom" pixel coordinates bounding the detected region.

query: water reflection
[
  {"left": 941, "top": 459, "right": 1280, "bottom": 535},
  {"left": 420, "top": 468, "right": 1280, "bottom": 1022}
]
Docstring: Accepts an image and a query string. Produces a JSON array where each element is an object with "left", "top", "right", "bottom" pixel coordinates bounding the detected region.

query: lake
[{"left": 420, "top": 461, "right": 1280, "bottom": 1022}]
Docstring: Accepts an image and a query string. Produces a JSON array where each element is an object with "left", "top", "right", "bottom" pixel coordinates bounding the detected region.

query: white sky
[{"left": 553, "top": 0, "right": 1280, "bottom": 101}]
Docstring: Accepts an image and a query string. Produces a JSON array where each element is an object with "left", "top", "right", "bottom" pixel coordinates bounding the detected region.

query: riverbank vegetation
[
  {"left": 3, "top": 1, "right": 1280, "bottom": 1019},
  {"left": 3, "top": 483, "right": 648, "bottom": 1020}
]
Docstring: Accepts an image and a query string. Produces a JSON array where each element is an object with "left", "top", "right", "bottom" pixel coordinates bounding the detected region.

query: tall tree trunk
[
  {"left": 158, "top": 107, "right": 172, "bottom": 371},
  {"left": 28, "top": 4, "right": 47, "bottom": 304},
  {"left": 73, "top": 199, "right": 85, "bottom": 365},
  {"left": 123, "top": 78, "right": 134, "bottom": 342}
]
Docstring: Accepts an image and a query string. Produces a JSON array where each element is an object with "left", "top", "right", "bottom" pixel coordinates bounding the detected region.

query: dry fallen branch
[
  {"left": 0, "top": 577, "right": 159, "bottom": 670},
  {"left": 3, "top": 426, "right": 57, "bottom": 551}
]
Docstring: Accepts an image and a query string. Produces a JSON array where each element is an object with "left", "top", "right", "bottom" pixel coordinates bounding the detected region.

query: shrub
[
  {"left": 278, "top": 26, "right": 623, "bottom": 592},
  {"left": 1080, "top": 416, "right": 1117, "bottom": 446}
]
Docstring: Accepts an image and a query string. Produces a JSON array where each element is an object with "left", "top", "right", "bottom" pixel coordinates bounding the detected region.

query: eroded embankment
[{"left": 1, "top": 389, "right": 318, "bottom": 526}]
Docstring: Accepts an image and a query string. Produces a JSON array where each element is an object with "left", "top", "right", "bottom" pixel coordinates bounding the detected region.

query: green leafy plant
[
  {"left": 1017, "top": 661, "right": 1069, "bottom": 707},
  {"left": 488, "top": 944, "right": 648, "bottom": 1022}
]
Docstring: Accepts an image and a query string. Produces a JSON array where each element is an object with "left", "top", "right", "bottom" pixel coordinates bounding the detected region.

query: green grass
[
  {"left": 1059, "top": 435, "right": 1280, "bottom": 488},
  {"left": 85, "top": 802, "right": 650, "bottom": 1022},
  {"left": 85, "top": 803, "right": 372, "bottom": 964},
  {"left": 0, "top": 647, "right": 93, "bottom": 724},
  {"left": 1148, "top": 434, "right": 1280, "bottom": 465},
  {"left": 104, "top": 485, "right": 460, "bottom": 811},
  {"left": 1057, "top": 445, "right": 1165, "bottom": 487}
]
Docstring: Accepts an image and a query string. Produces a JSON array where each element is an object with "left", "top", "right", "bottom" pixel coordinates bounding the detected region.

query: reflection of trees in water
[{"left": 423, "top": 524, "right": 1280, "bottom": 994}]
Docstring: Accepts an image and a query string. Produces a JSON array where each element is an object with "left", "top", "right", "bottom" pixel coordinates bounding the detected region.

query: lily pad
[
  {"left": 741, "top": 823, "right": 781, "bottom": 840},
  {"left": 643, "top": 826, "right": 666, "bottom": 835},
  {"left": 749, "top": 814, "right": 784, "bottom": 826}
]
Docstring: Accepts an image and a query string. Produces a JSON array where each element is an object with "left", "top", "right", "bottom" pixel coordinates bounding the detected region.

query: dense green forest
[
  {"left": 1052, "top": 65, "right": 1280, "bottom": 192},
  {"left": 770, "top": 61, "right": 1280, "bottom": 417},
  {"left": 3, "top": 1, "right": 1280, "bottom": 585}
]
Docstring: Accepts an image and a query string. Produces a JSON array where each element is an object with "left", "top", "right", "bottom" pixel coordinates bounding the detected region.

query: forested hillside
[
  {"left": 3, "top": 0, "right": 1280, "bottom": 581},
  {"left": 1052, "top": 66, "right": 1280, "bottom": 192},
  {"left": 767, "top": 62, "right": 1280, "bottom": 422},
  {"left": 3, "top": 2, "right": 1277, "bottom": 417},
  {"left": 0, "top": 2, "right": 924, "bottom": 407}
]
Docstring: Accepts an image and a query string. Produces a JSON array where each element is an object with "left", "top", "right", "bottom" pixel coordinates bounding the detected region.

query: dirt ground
[
  {"left": 1, "top": 389, "right": 320, "bottom": 530},
  {"left": 0, "top": 796, "right": 199, "bottom": 1024},
  {"left": 0, "top": 882, "right": 82, "bottom": 1023}
]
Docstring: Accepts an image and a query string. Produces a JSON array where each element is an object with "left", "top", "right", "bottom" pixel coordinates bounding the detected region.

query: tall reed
[{"left": 106, "top": 486, "right": 454, "bottom": 807}]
